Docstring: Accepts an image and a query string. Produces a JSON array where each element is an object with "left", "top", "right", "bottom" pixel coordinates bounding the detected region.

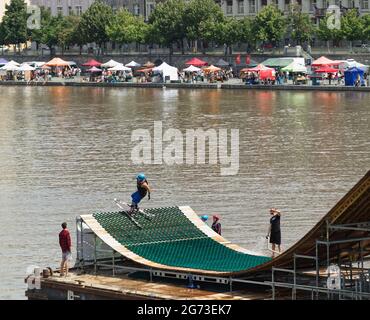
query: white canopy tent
[
  {"left": 183, "top": 65, "right": 201, "bottom": 72},
  {"left": 338, "top": 59, "right": 368, "bottom": 71},
  {"left": 108, "top": 64, "right": 132, "bottom": 72},
  {"left": 0, "top": 62, "right": 20, "bottom": 71},
  {"left": 7, "top": 60, "right": 20, "bottom": 66},
  {"left": 152, "top": 62, "right": 179, "bottom": 81},
  {"left": 18, "top": 64, "right": 36, "bottom": 71},
  {"left": 281, "top": 61, "right": 308, "bottom": 73},
  {"left": 101, "top": 59, "right": 121, "bottom": 68},
  {"left": 25, "top": 61, "right": 45, "bottom": 68},
  {"left": 125, "top": 61, "right": 141, "bottom": 67}
]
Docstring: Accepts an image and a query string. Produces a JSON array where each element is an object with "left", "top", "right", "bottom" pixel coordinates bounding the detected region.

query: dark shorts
[{"left": 270, "top": 231, "right": 281, "bottom": 245}]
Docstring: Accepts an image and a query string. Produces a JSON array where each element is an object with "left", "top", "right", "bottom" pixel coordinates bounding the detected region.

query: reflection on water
[{"left": 0, "top": 86, "right": 369, "bottom": 299}]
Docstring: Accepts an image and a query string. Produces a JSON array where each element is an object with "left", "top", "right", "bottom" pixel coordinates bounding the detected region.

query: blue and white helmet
[{"left": 136, "top": 173, "right": 146, "bottom": 181}]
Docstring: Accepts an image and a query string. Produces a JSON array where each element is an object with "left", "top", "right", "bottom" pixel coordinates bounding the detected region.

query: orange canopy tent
[
  {"left": 203, "top": 65, "right": 221, "bottom": 73},
  {"left": 45, "top": 57, "right": 70, "bottom": 67}
]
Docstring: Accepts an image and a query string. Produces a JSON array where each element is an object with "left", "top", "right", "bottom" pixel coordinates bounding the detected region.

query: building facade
[
  {"left": 6, "top": 0, "right": 367, "bottom": 21},
  {"left": 102, "top": 0, "right": 145, "bottom": 16},
  {"left": 219, "top": 0, "right": 369, "bottom": 18},
  {"left": 28, "top": 0, "right": 95, "bottom": 16}
]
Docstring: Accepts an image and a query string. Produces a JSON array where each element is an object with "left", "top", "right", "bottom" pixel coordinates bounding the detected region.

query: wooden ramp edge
[{"left": 80, "top": 206, "right": 267, "bottom": 276}]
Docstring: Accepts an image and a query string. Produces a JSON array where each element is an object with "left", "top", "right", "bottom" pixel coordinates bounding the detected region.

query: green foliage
[
  {"left": 287, "top": 4, "right": 314, "bottom": 44},
  {"left": 1, "top": 0, "right": 28, "bottom": 47},
  {"left": 239, "top": 17, "right": 255, "bottom": 48},
  {"left": 57, "top": 15, "right": 81, "bottom": 51},
  {"left": 107, "top": 9, "right": 148, "bottom": 44},
  {"left": 148, "top": 0, "right": 186, "bottom": 47},
  {"left": 254, "top": 4, "right": 286, "bottom": 45},
  {"left": 40, "top": 15, "right": 61, "bottom": 50},
  {"left": 362, "top": 14, "right": 370, "bottom": 41},
  {"left": 315, "top": 14, "right": 344, "bottom": 45},
  {"left": 201, "top": 17, "right": 242, "bottom": 54},
  {"left": 184, "top": 0, "right": 224, "bottom": 42},
  {"left": 78, "top": 0, "right": 113, "bottom": 47},
  {"left": 29, "top": 6, "right": 51, "bottom": 46},
  {"left": 341, "top": 9, "right": 364, "bottom": 42},
  {"left": 0, "top": 22, "right": 5, "bottom": 46},
  {"left": 69, "top": 20, "right": 86, "bottom": 49}
]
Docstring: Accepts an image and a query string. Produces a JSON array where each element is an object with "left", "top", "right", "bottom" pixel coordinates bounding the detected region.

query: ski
[
  {"left": 114, "top": 198, "right": 142, "bottom": 229},
  {"left": 118, "top": 200, "right": 154, "bottom": 220}
]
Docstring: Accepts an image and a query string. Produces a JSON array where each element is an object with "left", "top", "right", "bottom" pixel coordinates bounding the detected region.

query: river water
[{"left": 0, "top": 86, "right": 369, "bottom": 299}]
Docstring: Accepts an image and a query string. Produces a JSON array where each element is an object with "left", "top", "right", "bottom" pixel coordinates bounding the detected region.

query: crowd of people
[{"left": 0, "top": 56, "right": 368, "bottom": 87}]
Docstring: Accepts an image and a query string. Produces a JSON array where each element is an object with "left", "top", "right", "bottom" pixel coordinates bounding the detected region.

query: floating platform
[{"left": 25, "top": 170, "right": 370, "bottom": 300}]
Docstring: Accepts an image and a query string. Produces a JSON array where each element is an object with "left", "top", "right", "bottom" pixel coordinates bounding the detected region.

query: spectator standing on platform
[
  {"left": 266, "top": 208, "right": 281, "bottom": 258},
  {"left": 211, "top": 215, "right": 222, "bottom": 235},
  {"left": 59, "top": 222, "right": 72, "bottom": 277}
]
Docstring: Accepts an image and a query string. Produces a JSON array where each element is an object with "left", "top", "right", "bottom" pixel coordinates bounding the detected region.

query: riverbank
[
  {"left": 1, "top": 80, "right": 370, "bottom": 92},
  {"left": 1, "top": 51, "right": 370, "bottom": 68}
]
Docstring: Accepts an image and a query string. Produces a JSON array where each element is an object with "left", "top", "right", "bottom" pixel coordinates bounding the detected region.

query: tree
[
  {"left": 40, "top": 15, "right": 61, "bottom": 54},
  {"left": 78, "top": 0, "right": 113, "bottom": 54},
  {"left": 202, "top": 17, "right": 242, "bottom": 55},
  {"left": 29, "top": 6, "right": 52, "bottom": 51},
  {"left": 287, "top": 4, "right": 314, "bottom": 45},
  {"left": 316, "top": 15, "right": 344, "bottom": 52},
  {"left": 107, "top": 9, "right": 148, "bottom": 51},
  {"left": 0, "top": 22, "right": 5, "bottom": 47},
  {"left": 253, "top": 4, "right": 286, "bottom": 49},
  {"left": 363, "top": 14, "right": 370, "bottom": 43},
  {"left": 148, "top": 0, "right": 186, "bottom": 56},
  {"left": 56, "top": 15, "right": 81, "bottom": 54},
  {"left": 341, "top": 9, "right": 363, "bottom": 52},
  {"left": 1, "top": 0, "right": 28, "bottom": 53},
  {"left": 239, "top": 17, "right": 255, "bottom": 53},
  {"left": 184, "top": 0, "right": 224, "bottom": 53},
  {"left": 69, "top": 22, "right": 86, "bottom": 55}
]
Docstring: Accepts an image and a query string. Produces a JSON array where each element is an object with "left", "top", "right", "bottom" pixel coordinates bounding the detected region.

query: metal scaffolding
[
  {"left": 74, "top": 216, "right": 370, "bottom": 300},
  {"left": 270, "top": 220, "right": 370, "bottom": 300}
]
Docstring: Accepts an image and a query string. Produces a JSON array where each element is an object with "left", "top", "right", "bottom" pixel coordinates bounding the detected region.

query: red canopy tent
[
  {"left": 240, "top": 64, "right": 276, "bottom": 80},
  {"left": 311, "top": 56, "right": 341, "bottom": 67},
  {"left": 315, "top": 66, "right": 338, "bottom": 73},
  {"left": 185, "top": 57, "right": 208, "bottom": 67},
  {"left": 82, "top": 59, "right": 102, "bottom": 67}
]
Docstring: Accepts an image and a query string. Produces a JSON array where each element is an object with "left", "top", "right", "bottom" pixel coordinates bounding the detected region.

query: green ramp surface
[{"left": 93, "top": 206, "right": 271, "bottom": 273}]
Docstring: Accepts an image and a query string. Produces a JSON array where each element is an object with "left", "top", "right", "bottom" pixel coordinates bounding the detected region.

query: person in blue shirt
[{"left": 130, "top": 173, "right": 151, "bottom": 213}]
